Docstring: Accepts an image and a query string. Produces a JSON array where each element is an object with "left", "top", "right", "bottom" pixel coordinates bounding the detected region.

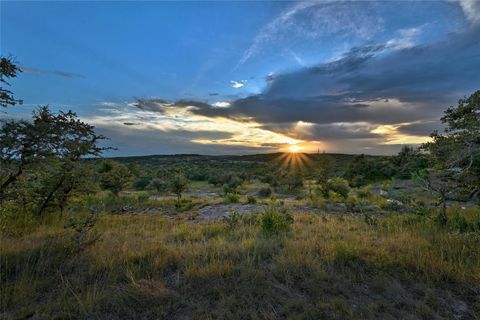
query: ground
[{"left": 2, "top": 204, "right": 479, "bottom": 319}]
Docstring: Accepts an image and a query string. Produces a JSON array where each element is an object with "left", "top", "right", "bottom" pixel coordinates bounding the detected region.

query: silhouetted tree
[
  {"left": 1, "top": 107, "right": 108, "bottom": 203},
  {"left": 0, "top": 56, "right": 22, "bottom": 108}
]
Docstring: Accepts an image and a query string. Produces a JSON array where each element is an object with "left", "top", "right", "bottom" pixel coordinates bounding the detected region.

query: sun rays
[{"left": 273, "top": 148, "right": 314, "bottom": 173}]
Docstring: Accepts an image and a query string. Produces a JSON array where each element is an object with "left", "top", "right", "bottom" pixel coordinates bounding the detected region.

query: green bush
[
  {"left": 137, "top": 192, "right": 150, "bottom": 203},
  {"left": 356, "top": 185, "right": 371, "bottom": 199},
  {"left": 132, "top": 176, "right": 152, "bottom": 191},
  {"left": 327, "top": 177, "right": 350, "bottom": 199},
  {"left": 260, "top": 206, "right": 293, "bottom": 236},
  {"left": 174, "top": 198, "right": 194, "bottom": 212},
  {"left": 246, "top": 195, "right": 257, "bottom": 204},
  {"left": 224, "top": 192, "right": 240, "bottom": 203},
  {"left": 223, "top": 210, "right": 240, "bottom": 229}
]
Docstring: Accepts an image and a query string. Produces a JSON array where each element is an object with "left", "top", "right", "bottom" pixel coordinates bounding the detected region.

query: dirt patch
[{"left": 197, "top": 204, "right": 267, "bottom": 221}]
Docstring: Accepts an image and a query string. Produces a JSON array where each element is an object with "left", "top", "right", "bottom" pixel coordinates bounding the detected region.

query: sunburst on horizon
[{"left": 289, "top": 144, "right": 301, "bottom": 153}]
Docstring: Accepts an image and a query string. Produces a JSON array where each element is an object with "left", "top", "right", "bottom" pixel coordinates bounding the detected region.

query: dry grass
[{"left": 1, "top": 211, "right": 480, "bottom": 319}]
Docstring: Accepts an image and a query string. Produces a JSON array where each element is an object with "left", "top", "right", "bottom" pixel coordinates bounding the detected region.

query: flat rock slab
[{"left": 198, "top": 204, "right": 267, "bottom": 221}]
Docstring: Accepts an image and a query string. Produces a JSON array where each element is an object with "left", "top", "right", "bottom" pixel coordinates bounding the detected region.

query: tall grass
[{"left": 1, "top": 210, "right": 479, "bottom": 319}]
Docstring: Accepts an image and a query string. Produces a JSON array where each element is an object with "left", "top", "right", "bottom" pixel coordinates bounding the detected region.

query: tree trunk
[
  {"left": 0, "top": 164, "right": 23, "bottom": 200},
  {"left": 37, "top": 175, "right": 66, "bottom": 217}
]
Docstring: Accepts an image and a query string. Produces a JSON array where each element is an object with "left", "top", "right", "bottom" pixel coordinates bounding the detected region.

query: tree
[
  {"left": 148, "top": 177, "right": 167, "bottom": 194},
  {"left": 97, "top": 160, "right": 133, "bottom": 196},
  {"left": 1, "top": 106, "right": 108, "bottom": 201},
  {"left": 421, "top": 90, "right": 480, "bottom": 223},
  {"left": 326, "top": 177, "right": 350, "bottom": 199},
  {"left": 170, "top": 174, "right": 189, "bottom": 199},
  {"left": 315, "top": 156, "right": 334, "bottom": 197},
  {"left": 430, "top": 91, "right": 479, "bottom": 194},
  {"left": 0, "top": 56, "right": 22, "bottom": 108},
  {"left": 393, "top": 146, "right": 428, "bottom": 179}
]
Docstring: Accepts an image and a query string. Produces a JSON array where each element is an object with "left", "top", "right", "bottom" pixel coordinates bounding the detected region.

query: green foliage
[
  {"left": 285, "top": 171, "right": 304, "bottom": 192},
  {"left": 0, "top": 56, "right": 22, "bottom": 108},
  {"left": 327, "top": 177, "right": 350, "bottom": 199},
  {"left": 344, "top": 154, "right": 395, "bottom": 187},
  {"left": 424, "top": 91, "right": 480, "bottom": 201},
  {"left": 393, "top": 146, "right": 429, "bottom": 179},
  {"left": 260, "top": 206, "right": 293, "bottom": 236},
  {"left": 315, "top": 156, "right": 334, "bottom": 197},
  {"left": 246, "top": 195, "right": 257, "bottom": 204},
  {"left": 148, "top": 177, "right": 168, "bottom": 194},
  {"left": 363, "top": 214, "right": 378, "bottom": 227},
  {"left": 436, "top": 208, "right": 480, "bottom": 233},
  {"left": 222, "top": 174, "right": 243, "bottom": 195},
  {"left": 174, "top": 198, "right": 193, "bottom": 212},
  {"left": 132, "top": 176, "right": 151, "bottom": 191},
  {"left": 97, "top": 160, "right": 133, "bottom": 196},
  {"left": 224, "top": 192, "right": 240, "bottom": 203},
  {"left": 356, "top": 185, "right": 372, "bottom": 199},
  {"left": 170, "top": 174, "right": 189, "bottom": 199},
  {"left": 223, "top": 210, "right": 240, "bottom": 229}
]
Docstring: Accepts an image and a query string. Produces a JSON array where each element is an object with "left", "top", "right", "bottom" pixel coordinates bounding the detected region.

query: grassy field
[{"left": 2, "top": 208, "right": 479, "bottom": 319}]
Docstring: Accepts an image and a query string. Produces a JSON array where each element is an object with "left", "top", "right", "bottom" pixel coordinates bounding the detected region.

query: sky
[{"left": 1, "top": 0, "right": 479, "bottom": 156}]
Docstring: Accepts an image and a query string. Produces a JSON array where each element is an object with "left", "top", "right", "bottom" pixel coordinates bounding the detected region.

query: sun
[{"left": 289, "top": 145, "right": 301, "bottom": 153}]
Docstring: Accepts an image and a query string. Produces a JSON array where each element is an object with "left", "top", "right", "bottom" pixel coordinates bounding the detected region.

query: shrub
[
  {"left": 258, "top": 187, "right": 272, "bottom": 198},
  {"left": 356, "top": 185, "right": 371, "bottom": 199},
  {"left": 174, "top": 198, "right": 193, "bottom": 212},
  {"left": 260, "top": 206, "right": 293, "bottom": 236},
  {"left": 327, "top": 177, "right": 350, "bottom": 199},
  {"left": 137, "top": 192, "right": 150, "bottom": 203},
  {"left": 363, "top": 214, "right": 378, "bottom": 227},
  {"left": 170, "top": 174, "right": 189, "bottom": 199},
  {"left": 224, "top": 192, "right": 240, "bottom": 203},
  {"left": 132, "top": 176, "right": 152, "bottom": 191},
  {"left": 447, "top": 209, "right": 480, "bottom": 232},
  {"left": 223, "top": 210, "right": 240, "bottom": 229},
  {"left": 246, "top": 195, "right": 257, "bottom": 204}
]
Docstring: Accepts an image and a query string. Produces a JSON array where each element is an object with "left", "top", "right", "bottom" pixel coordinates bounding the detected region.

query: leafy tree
[
  {"left": 1, "top": 107, "right": 108, "bottom": 201},
  {"left": 148, "top": 177, "right": 167, "bottom": 194},
  {"left": 170, "top": 174, "right": 189, "bottom": 199},
  {"left": 97, "top": 160, "right": 133, "bottom": 196},
  {"left": 315, "top": 156, "right": 334, "bottom": 197},
  {"left": 285, "top": 171, "right": 303, "bottom": 192},
  {"left": 222, "top": 174, "right": 243, "bottom": 195},
  {"left": 427, "top": 91, "right": 480, "bottom": 195},
  {"left": 421, "top": 90, "right": 480, "bottom": 223},
  {"left": 393, "top": 146, "right": 428, "bottom": 179},
  {"left": 132, "top": 176, "right": 152, "bottom": 191},
  {"left": 0, "top": 56, "right": 22, "bottom": 108}
]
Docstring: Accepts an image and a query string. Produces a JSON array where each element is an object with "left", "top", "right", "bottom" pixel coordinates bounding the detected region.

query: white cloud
[
  {"left": 230, "top": 80, "right": 247, "bottom": 89},
  {"left": 212, "top": 101, "right": 231, "bottom": 108},
  {"left": 386, "top": 27, "right": 423, "bottom": 50},
  {"left": 458, "top": 0, "right": 480, "bottom": 25}
]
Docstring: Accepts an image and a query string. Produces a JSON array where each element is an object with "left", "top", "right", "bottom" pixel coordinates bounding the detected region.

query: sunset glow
[{"left": 289, "top": 145, "right": 301, "bottom": 153}]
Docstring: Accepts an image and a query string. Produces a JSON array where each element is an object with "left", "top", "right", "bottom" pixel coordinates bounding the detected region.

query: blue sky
[{"left": 1, "top": 1, "right": 479, "bottom": 155}]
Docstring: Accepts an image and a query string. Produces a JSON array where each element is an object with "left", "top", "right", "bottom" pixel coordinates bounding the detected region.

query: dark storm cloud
[
  {"left": 136, "top": 26, "right": 479, "bottom": 127},
  {"left": 261, "top": 122, "right": 380, "bottom": 141},
  {"left": 204, "top": 28, "right": 479, "bottom": 124},
  {"left": 397, "top": 121, "right": 446, "bottom": 136}
]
